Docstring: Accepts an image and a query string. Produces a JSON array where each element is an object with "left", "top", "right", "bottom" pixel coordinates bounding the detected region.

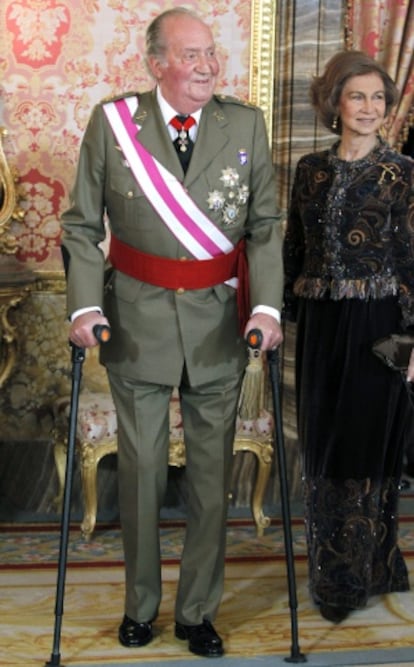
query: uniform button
[
  {"left": 126, "top": 191, "right": 134, "bottom": 198},
  {"left": 176, "top": 287, "right": 185, "bottom": 294}
]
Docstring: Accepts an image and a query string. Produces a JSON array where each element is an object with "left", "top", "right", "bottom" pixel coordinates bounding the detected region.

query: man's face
[{"left": 148, "top": 14, "right": 219, "bottom": 114}]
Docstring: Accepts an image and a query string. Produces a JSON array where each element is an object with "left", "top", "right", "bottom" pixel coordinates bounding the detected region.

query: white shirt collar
[{"left": 156, "top": 86, "right": 201, "bottom": 138}]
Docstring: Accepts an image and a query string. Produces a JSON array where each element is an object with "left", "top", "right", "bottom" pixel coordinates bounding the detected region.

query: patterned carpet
[
  {"left": 2, "top": 512, "right": 414, "bottom": 568},
  {"left": 1, "top": 516, "right": 414, "bottom": 667},
  {"left": 0, "top": 518, "right": 307, "bottom": 568}
]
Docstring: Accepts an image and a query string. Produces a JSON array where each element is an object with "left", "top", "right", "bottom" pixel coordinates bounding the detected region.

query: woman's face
[{"left": 338, "top": 72, "right": 387, "bottom": 138}]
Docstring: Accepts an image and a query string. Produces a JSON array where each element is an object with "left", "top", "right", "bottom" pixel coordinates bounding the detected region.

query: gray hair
[{"left": 145, "top": 7, "right": 200, "bottom": 61}]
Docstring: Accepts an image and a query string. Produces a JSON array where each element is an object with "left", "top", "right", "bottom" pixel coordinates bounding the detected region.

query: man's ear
[{"left": 147, "top": 55, "right": 164, "bottom": 80}]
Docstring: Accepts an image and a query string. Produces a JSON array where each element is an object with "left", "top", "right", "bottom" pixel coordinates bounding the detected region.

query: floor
[{"left": 1, "top": 512, "right": 414, "bottom": 667}]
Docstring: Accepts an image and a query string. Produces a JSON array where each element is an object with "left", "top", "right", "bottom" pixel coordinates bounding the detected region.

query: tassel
[{"left": 238, "top": 346, "right": 264, "bottom": 420}]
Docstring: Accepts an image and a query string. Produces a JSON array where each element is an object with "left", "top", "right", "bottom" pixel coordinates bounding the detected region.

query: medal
[
  {"left": 238, "top": 149, "right": 248, "bottom": 165},
  {"left": 170, "top": 115, "right": 196, "bottom": 153}
]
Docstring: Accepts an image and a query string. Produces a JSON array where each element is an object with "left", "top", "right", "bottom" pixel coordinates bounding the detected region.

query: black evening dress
[{"left": 284, "top": 140, "right": 413, "bottom": 610}]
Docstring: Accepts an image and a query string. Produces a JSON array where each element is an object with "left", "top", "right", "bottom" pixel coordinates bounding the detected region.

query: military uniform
[{"left": 61, "top": 88, "right": 283, "bottom": 625}]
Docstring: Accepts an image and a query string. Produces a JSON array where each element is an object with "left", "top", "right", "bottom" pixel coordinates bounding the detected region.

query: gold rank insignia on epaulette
[{"left": 99, "top": 90, "right": 138, "bottom": 105}]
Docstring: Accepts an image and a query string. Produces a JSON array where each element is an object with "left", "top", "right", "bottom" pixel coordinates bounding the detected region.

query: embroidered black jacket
[{"left": 283, "top": 138, "right": 414, "bottom": 327}]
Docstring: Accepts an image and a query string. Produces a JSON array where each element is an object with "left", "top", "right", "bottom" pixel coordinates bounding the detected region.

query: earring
[{"left": 332, "top": 116, "right": 338, "bottom": 130}]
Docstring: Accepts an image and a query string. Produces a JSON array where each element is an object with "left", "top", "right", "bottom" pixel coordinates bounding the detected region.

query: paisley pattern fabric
[
  {"left": 284, "top": 138, "right": 414, "bottom": 328},
  {"left": 303, "top": 476, "right": 409, "bottom": 608}
]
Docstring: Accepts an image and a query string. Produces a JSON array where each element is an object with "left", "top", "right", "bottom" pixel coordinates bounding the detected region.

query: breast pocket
[{"left": 107, "top": 170, "right": 154, "bottom": 231}]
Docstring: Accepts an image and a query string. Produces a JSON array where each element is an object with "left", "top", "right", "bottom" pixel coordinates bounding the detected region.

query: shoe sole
[
  {"left": 118, "top": 632, "right": 153, "bottom": 647},
  {"left": 175, "top": 629, "right": 224, "bottom": 657},
  {"left": 189, "top": 646, "right": 224, "bottom": 658}
]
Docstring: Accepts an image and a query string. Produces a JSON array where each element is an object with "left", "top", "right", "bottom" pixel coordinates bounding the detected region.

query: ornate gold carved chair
[
  {"left": 53, "top": 350, "right": 274, "bottom": 540},
  {"left": 0, "top": 128, "right": 35, "bottom": 388}
]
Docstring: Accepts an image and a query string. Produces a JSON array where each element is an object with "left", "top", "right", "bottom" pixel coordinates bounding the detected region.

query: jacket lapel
[
  {"left": 131, "top": 90, "right": 184, "bottom": 180},
  {"left": 185, "top": 98, "right": 229, "bottom": 186},
  {"left": 126, "top": 92, "right": 229, "bottom": 185}
]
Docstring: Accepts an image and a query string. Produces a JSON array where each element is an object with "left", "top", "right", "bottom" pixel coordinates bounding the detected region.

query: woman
[{"left": 283, "top": 50, "right": 414, "bottom": 623}]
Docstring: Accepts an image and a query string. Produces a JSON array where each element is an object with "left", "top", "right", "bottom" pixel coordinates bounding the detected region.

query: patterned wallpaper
[
  {"left": 0, "top": 0, "right": 345, "bottom": 441},
  {"left": 0, "top": 0, "right": 275, "bottom": 443},
  {"left": 0, "top": 0, "right": 254, "bottom": 273},
  {"left": 0, "top": 1, "right": 344, "bottom": 516}
]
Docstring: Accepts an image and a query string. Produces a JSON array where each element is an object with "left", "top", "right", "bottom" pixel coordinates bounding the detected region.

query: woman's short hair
[{"left": 310, "top": 50, "right": 399, "bottom": 134}]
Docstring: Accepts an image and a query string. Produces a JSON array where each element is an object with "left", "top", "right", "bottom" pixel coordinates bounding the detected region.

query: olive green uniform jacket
[{"left": 61, "top": 90, "right": 284, "bottom": 386}]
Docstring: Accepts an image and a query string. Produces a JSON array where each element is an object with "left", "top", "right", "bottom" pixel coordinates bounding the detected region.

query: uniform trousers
[{"left": 108, "top": 367, "right": 243, "bottom": 625}]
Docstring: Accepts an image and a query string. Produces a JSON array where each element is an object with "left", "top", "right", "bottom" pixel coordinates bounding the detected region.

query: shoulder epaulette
[
  {"left": 99, "top": 91, "right": 138, "bottom": 105},
  {"left": 214, "top": 94, "right": 256, "bottom": 108}
]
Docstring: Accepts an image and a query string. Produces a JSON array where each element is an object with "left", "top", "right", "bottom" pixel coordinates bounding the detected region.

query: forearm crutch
[
  {"left": 45, "top": 324, "right": 111, "bottom": 667},
  {"left": 247, "top": 329, "right": 306, "bottom": 663}
]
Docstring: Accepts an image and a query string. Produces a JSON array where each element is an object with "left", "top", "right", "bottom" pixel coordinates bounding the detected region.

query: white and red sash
[
  {"left": 103, "top": 96, "right": 251, "bottom": 330},
  {"left": 103, "top": 96, "right": 235, "bottom": 264}
]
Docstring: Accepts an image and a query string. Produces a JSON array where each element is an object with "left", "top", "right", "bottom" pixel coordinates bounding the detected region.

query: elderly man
[{"left": 61, "top": 6, "right": 283, "bottom": 657}]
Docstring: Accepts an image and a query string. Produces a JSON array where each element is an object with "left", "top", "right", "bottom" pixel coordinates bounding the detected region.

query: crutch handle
[
  {"left": 92, "top": 324, "right": 111, "bottom": 343},
  {"left": 246, "top": 328, "right": 263, "bottom": 349}
]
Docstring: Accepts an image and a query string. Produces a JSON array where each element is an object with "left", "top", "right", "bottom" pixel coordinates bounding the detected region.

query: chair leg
[
  {"left": 52, "top": 438, "right": 67, "bottom": 512},
  {"left": 79, "top": 440, "right": 118, "bottom": 540},
  {"left": 79, "top": 442, "right": 99, "bottom": 541},
  {"left": 72, "top": 436, "right": 272, "bottom": 539},
  {"left": 250, "top": 443, "right": 273, "bottom": 537},
  {"left": 233, "top": 439, "right": 273, "bottom": 537}
]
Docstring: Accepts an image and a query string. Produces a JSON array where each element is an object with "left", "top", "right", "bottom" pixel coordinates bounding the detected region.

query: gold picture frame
[
  {"left": 0, "top": 127, "right": 24, "bottom": 255},
  {"left": 249, "top": 0, "right": 276, "bottom": 142}
]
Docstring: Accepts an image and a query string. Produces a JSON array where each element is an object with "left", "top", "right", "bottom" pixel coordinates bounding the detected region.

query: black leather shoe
[
  {"left": 319, "top": 604, "right": 352, "bottom": 624},
  {"left": 175, "top": 619, "right": 224, "bottom": 657},
  {"left": 118, "top": 615, "right": 153, "bottom": 647}
]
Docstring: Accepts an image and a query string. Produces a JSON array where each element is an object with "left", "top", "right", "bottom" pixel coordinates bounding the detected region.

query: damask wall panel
[
  {"left": 0, "top": 0, "right": 271, "bottom": 442},
  {"left": 0, "top": 0, "right": 347, "bottom": 517},
  {"left": 0, "top": 0, "right": 253, "bottom": 273},
  {"left": 0, "top": 0, "right": 279, "bottom": 517}
]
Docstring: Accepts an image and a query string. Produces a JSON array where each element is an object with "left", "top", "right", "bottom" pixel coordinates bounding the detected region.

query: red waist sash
[{"left": 109, "top": 235, "right": 250, "bottom": 331}]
